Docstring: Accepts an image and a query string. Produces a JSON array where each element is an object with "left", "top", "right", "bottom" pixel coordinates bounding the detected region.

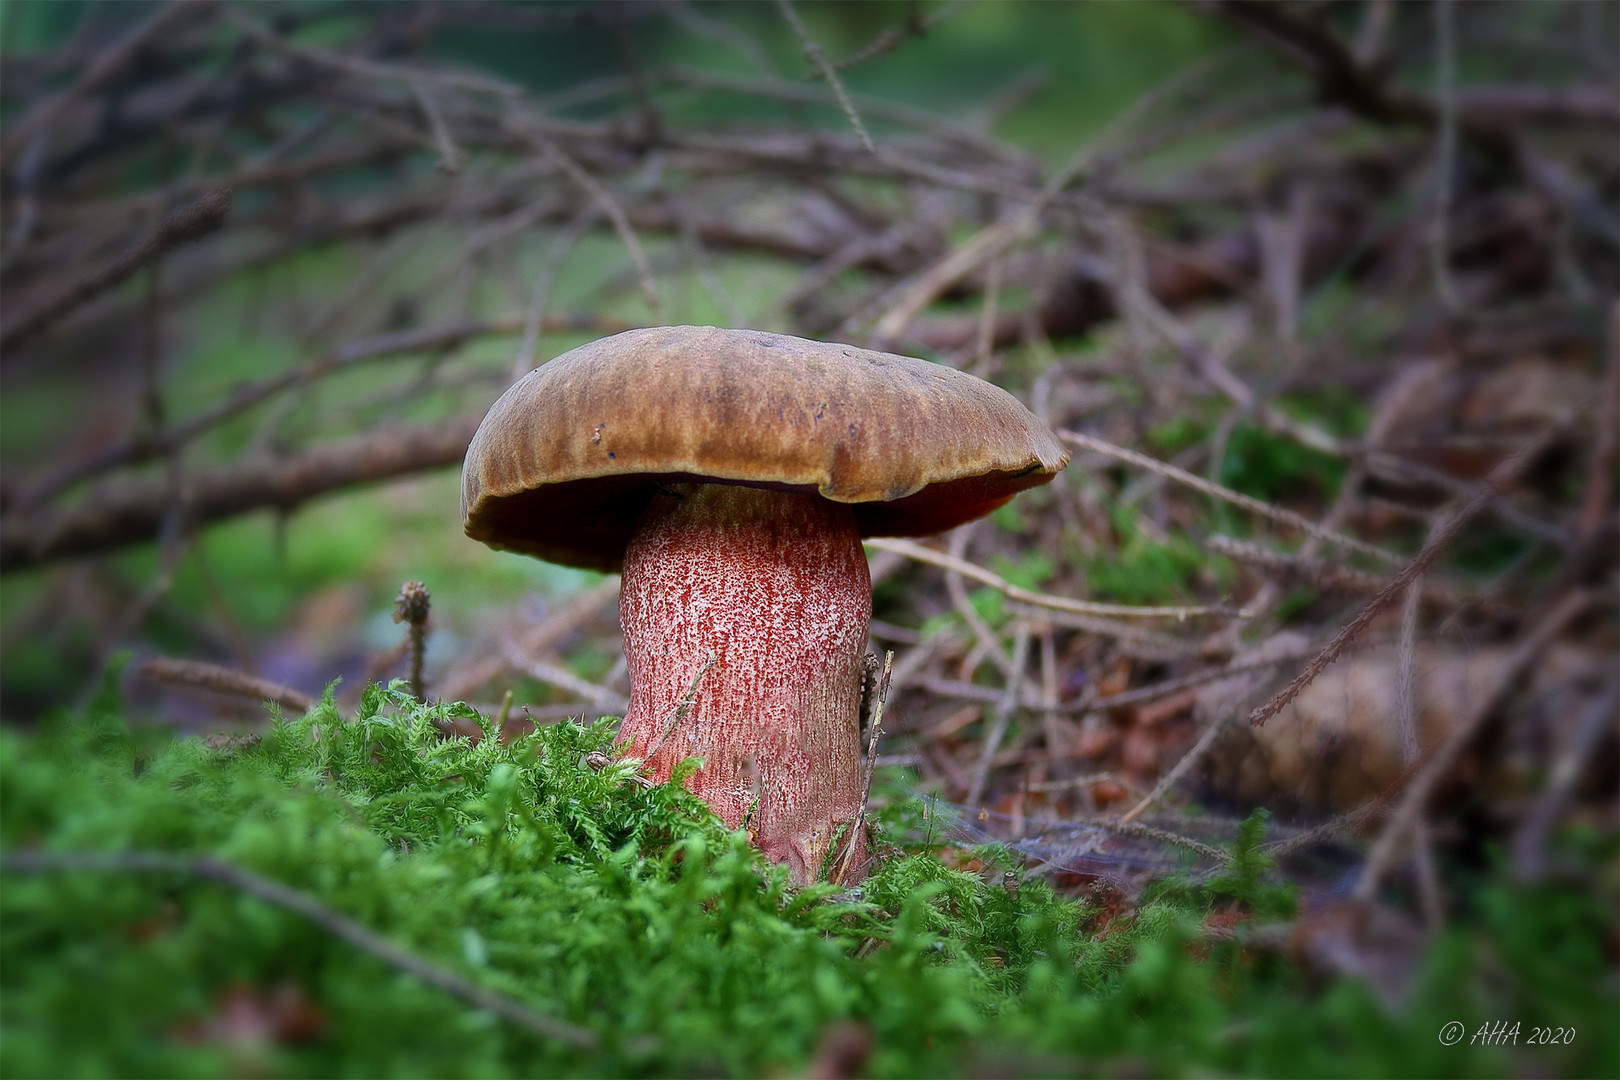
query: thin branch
[
  {"left": 1429, "top": 0, "right": 1460, "bottom": 312},
  {"left": 0, "top": 851, "right": 600, "bottom": 1050},
  {"left": 225, "top": 10, "right": 522, "bottom": 97},
  {"left": 867, "top": 537, "right": 1240, "bottom": 618},
  {"left": 1079, "top": 817, "right": 1230, "bottom": 864},
  {"left": 806, "top": 0, "right": 971, "bottom": 80},
  {"left": 1117, "top": 702, "right": 1239, "bottom": 825},
  {"left": 646, "top": 653, "right": 717, "bottom": 761},
  {"left": 834, "top": 649, "right": 894, "bottom": 884},
  {"left": 523, "top": 131, "right": 661, "bottom": 312},
  {"left": 1, "top": 189, "right": 233, "bottom": 353},
  {"left": 1205, "top": 534, "right": 1515, "bottom": 617},
  {"left": 139, "top": 656, "right": 317, "bottom": 714},
  {"left": 0, "top": 0, "right": 213, "bottom": 160},
  {"left": 409, "top": 80, "right": 468, "bottom": 175},
  {"left": 966, "top": 622, "right": 1030, "bottom": 806},
  {"left": 1249, "top": 414, "right": 1574, "bottom": 727},
  {"left": 2, "top": 414, "right": 485, "bottom": 573},
  {"left": 500, "top": 643, "right": 630, "bottom": 715},
  {"left": 1353, "top": 590, "right": 1592, "bottom": 899},
  {"left": 776, "top": 0, "right": 878, "bottom": 156},
  {"left": 1060, "top": 430, "right": 1401, "bottom": 566},
  {"left": 22, "top": 317, "right": 561, "bottom": 511}
]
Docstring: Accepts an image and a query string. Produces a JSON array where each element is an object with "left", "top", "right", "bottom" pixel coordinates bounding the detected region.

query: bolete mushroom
[{"left": 462, "top": 326, "right": 1067, "bottom": 883}]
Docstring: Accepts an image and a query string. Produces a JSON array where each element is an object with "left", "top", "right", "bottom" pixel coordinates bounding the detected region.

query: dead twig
[
  {"left": 776, "top": 0, "right": 878, "bottom": 156},
  {"left": 868, "top": 536, "right": 1239, "bottom": 619},
  {"left": 1353, "top": 590, "right": 1592, "bottom": 900},
  {"left": 500, "top": 644, "right": 630, "bottom": 716},
  {"left": 1061, "top": 429, "right": 1402, "bottom": 566},
  {"left": 2, "top": 413, "right": 485, "bottom": 573},
  {"left": 966, "top": 622, "right": 1031, "bottom": 806},
  {"left": 834, "top": 649, "right": 894, "bottom": 884},
  {"left": 139, "top": 656, "right": 317, "bottom": 714},
  {"left": 646, "top": 653, "right": 717, "bottom": 761},
  {"left": 1249, "top": 414, "right": 1574, "bottom": 728},
  {"left": 0, "top": 851, "right": 601, "bottom": 1050},
  {"left": 1205, "top": 534, "right": 1515, "bottom": 618},
  {"left": 0, "top": 0, "right": 214, "bottom": 160},
  {"left": 1, "top": 189, "right": 233, "bottom": 353}
]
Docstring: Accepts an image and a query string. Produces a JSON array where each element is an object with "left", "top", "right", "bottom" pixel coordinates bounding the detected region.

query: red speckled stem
[{"left": 618, "top": 483, "right": 870, "bottom": 884}]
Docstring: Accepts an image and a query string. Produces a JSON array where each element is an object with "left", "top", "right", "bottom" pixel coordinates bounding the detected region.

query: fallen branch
[
  {"left": 1060, "top": 429, "right": 1401, "bottom": 566},
  {"left": 866, "top": 536, "right": 1239, "bottom": 619},
  {"left": 1, "top": 413, "right": 484, "bottom": 573},
  {"left": 1353, "top": 589, "right": 1592, "bottom": 899},
  {"left": 0, "top": 850, "right": 600, "bottom": 1050},
  {"left": 0, "top": 189, "right": 233, "bottom": 353},
  {"left": 1248, "top": 415, "right": 1573, "bottom": 727},
  {"left": 139, "top": 656, "right": 317, "bottom": 714},
  {"left": 20, "top": 316, "right": 588, "bottom": 510}
]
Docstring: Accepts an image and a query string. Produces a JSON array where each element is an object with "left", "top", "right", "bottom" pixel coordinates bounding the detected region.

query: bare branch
[
  {"left": 0, "top": 851, "right": 600, "bottom": 1050},
  {"left": 139, "top": 656, "right": 317, "bottom": 714},
  {"left": 776, "top": 0, "right": 878, "bottom": 156},
  {"left": 867, "top": 537, "right": 1240, "bottom": 619},
  {"left": 1249, "top": 415, "right": 1575, "bottom": 728},
  {"left": 1, "top": 189, "right": 233, "bottom": 353},
  {"left": 1059, "top": 430, "right": 1400, "bottom": 567},
  {"left": 2, "top": 414, "right": 485, "bottom": 573}
]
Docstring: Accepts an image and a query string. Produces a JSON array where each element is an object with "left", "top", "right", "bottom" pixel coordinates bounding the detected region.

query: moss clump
[{"left": 2, "top": 682, "right": 1613, "bottom": 1077}]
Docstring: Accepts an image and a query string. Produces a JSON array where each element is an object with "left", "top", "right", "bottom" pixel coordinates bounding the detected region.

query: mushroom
[{"left": 462, "top": 326, "right": 1068, "bottom": 883}]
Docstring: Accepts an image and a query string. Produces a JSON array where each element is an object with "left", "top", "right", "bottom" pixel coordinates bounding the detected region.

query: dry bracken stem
[
  {"left": 0, "top": 851, "right": 600, "bottom": 1050},
  {"left": 1249, "top": 414, "right": 1573, "bottom": 728}
]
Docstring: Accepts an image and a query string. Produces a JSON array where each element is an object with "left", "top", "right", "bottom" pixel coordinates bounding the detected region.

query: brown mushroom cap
[{"left": 462, "top": 325, "right": 1069, "bottom": 572}]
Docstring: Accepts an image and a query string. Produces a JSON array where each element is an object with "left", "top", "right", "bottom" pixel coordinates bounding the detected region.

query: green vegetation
[{"left": 3, "top": 683, "right": 1612, "bottom": 1078}]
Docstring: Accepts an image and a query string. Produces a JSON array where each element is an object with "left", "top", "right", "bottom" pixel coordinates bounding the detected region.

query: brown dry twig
[
  {"left": 1353, "top": 589, "right": 1593, "bottom": 900},
  {"left": 1060, "top": 430, "right": 1400, "bottom": 567},
  {"left": 867, "top": 537, "right": 1240, "bottom": 619},
  {"left": 0, "top": 189, "right": 233, "bottom": 354},
  {"left": 139, "top": 656, "right": 317, "bottom": 714},
  {"left": 1, "top": 413, "right": 485, "bottom": 573},
  {"left": 0, "top": 851, "right": 601, "bottom": 1050},
  {"left": 1248, "top": 414, "right": 1577, "bottom": 728}
]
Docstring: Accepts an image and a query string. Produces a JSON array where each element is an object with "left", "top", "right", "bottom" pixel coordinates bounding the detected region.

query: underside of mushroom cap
[{"left": 462, "top": 325, "right": 1069, "bottom": 572}]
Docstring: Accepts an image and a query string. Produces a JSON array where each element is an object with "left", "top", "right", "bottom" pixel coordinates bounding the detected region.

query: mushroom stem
[{"left": 618, "top": 483, "right": 871, "bottom": 884}]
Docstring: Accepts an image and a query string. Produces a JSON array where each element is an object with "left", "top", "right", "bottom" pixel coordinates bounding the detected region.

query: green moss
[
  {"left": 1, "top": 688, "right": 1613, "bottom": 1077},
  {"left": 1219, "top": 422, "right": 1347, "bottom": 507}
]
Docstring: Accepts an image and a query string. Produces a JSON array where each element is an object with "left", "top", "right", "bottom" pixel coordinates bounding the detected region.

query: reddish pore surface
[{"left": 618, "top": 483, "right": 871, "bottom": 884}]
